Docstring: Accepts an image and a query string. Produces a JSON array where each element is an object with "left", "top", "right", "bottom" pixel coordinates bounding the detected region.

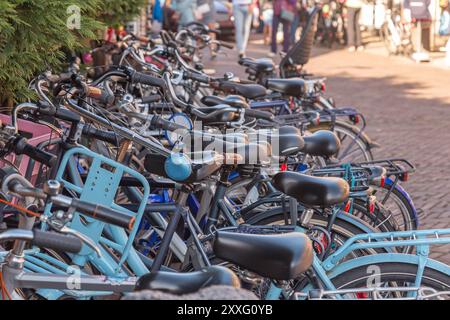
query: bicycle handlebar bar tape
[
  {"left": 71, "top": 199, "right": 135, "bottom": 230},
  {"left": 32, "top": 229, "right": 83, "bottom": 253}
]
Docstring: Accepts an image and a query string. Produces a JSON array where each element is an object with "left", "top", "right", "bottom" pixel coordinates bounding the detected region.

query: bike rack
[{"left": 323, "top": 228, "right": 450, "bottom": 270}]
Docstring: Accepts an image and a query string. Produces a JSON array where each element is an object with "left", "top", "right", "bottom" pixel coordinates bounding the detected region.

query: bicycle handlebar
[
  {"left": 0, "top": 229, "right": 83, "bottom": 254},
  {"left": 183, "top": 70, "right": 210, "bottom": 84},
  {"left": 32, "top": 229, "right": 83, "bottom": 253},
  {"left": 6, "top": 180, "right": 136, "bottom": 230},
  {"left": 82, "top": 124, "right": 119, "bottom": 145},
  {"left": 69, "top": 199, "right": 135, "bottom": 230},
  {"left": 12, "top": 137, "right": 57, "bottom": 168}
]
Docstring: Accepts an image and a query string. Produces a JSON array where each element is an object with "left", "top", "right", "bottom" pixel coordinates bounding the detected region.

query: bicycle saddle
[
  {"left": 135, "top": 266, "right": 240, "bottom": 294},
  {"left": 213, "top": 231, "right": 313, "bottom": 280},
  {"left": 201, "top": 95, "right": 249, "bottom": 109},
  {"left": 195, "top": 104, "right": 241, "bottom": 124},
  {"left": 302, "top": 130, "right": 340, "bottom": 158},
  {"left": 272, "top": 171, "right": 350, "bottom": 207},
  {"left": 265, "top": 78, "right": 306, "bottom": 97},
  {"left": 239, "top": 57, "right": 275, "bottom": 73},
  {"left": 218, "top": 81, "right": 267, "bottom": 99},
  {"left": 249, "top": 126, "right": 305, "bottom": 157}
]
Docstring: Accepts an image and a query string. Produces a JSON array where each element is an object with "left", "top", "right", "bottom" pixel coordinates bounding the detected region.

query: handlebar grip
[
  {"left": 87, "top": 86, "right": 115, "bottom": 106},
  {"left": 82, "top": 125, "right": 119, "bottom": 145},
  {"left": 140, "top": 94, "right": 162, "bottom": 104},
  {"left": 244, "top": 109, "right": 274, "bottom": 121},
  {"left": 150, "top": 116, "right": 187, "bottom": 132},
  {"left": 37, "top": 102, "right": 81, "bottom": 123},
  {"left": 219, "top": 41, "right": 234, "bottom": 49},
  {"left": 14, "top": 138, "right": 57, "bottom": 167},
  {"left": 131, "top": 72, "right": 166, "bottom": 89},
  {"left": 71, "top": 199, "right": 135, "bottom": 230},
  {"left": 32, "top": 229, "right": 83, "bottom": 253},
  {"left": 184, "top": 71, "right": 210, "bottom": 84}
]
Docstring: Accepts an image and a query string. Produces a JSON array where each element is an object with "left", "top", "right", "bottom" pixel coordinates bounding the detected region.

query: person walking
[
  {"left": 233, "top": 0, "right": 256, "bottom": 58},
  {"left": 438, "top": 0, "right": 450, "bottom": 65},
  {"left": 171, "top": 0, "right": 197, "bottom": 29},
  {"left": 261, "top": 0, "right": 274, "bottom": 45},
  {"left": 345, "top": 0, "right": 365, "bottom": 52},
  {"left": 270, "top": 0, "right": 296, "bottom": 57},
  {"left": 403, "top": 0, "right": 431, "bottom": 61},
  {"left": 197, "top": 0, "right": 218, "bottom": 57}
]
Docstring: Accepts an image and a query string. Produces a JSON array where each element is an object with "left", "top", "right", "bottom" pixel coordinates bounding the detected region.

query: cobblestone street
[{"left": 206, "top": 38, "right": 450, "bottom": 262}]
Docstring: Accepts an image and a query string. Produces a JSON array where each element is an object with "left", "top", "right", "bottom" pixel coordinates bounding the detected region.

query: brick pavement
[{"left": 205, "top": 37, "right": 450, "bottom": 262}]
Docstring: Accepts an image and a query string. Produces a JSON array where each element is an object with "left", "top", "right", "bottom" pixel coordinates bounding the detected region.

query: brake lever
[
  {"left": 57, "top": 225, "right": 102, "bottom": 258},
  {"left": 45, "top": 216, "right": 102, "bottom": 258},
  {"left": 171, "top": 70, "right": 184, "bottom": 85}
]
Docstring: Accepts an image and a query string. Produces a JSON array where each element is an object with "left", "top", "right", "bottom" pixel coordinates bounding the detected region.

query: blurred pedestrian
[
  {"left": 261, "top": 0, "right": 274, "bottom": 45},
  {"left": 345, "top": 0, "right": 364, "bottom": 52},
  {"left": 233, "top": 0, "right": 256, "bottom": 58},
  {"left": 439, "top": 0, "right": 450, "bottom": 66},
  {"left": 172, "top": 0, "right": 197, "bottom": 29},
  {"left": 403, "top": 0, "right": 431, "bottom": 61},
  {"left": 290, "top": 0, "right": 307, "bottom": 45},
  {"left": 197, "top": 0, "right": 218, "bottom": 57},
  {"left": 270, "top": 0, "right": 296, "bottom": 57}
]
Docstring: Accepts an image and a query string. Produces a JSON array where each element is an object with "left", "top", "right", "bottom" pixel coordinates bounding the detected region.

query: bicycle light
[{"left": 164, "top": 153, "right": 192, "bottom": 181}]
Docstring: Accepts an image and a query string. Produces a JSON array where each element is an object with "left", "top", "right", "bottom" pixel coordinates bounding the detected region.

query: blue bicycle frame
[
  {"left": 265, "top": 228, "right": 450, "bottom": 299},
  {"left": 20, "top": 146, "right": 150, "bottom": 299}
]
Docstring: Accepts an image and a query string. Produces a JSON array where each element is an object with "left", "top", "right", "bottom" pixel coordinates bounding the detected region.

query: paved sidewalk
[{"left": 206, "top": 37, "right": 450, "bottom": 262}]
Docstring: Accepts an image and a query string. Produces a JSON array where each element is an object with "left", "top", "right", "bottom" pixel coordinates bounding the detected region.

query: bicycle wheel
[
  {"left": 244, "top": 207, "right": 386, "bottom": 257},
  {"left": 371, "top": 183, "right": 418, "bottom": 231},
  {"left": 380, "top": 23, "right": 398, "bottom": 55},
  {"left": 321, "top": 262, "right": 450, "bottom": 299}
]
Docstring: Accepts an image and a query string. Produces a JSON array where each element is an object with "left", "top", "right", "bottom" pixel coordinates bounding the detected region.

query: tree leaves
[{"left": 0, "top": 0, "right": 147, "bottom": 106}]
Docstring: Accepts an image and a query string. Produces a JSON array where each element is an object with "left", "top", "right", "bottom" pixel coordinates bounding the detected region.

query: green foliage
[
  {"left": 0, "top": 0, "right": 148, "bottom": 106},
  {"left": 99, "top": 0, "right": 148, "bottom": 27}
]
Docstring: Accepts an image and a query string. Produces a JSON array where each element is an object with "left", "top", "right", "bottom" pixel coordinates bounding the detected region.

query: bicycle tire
[
  {"left": 323, "top": 262, "right": 450, "bottom": 299},
  {"left": 372, "top": 183, "right": 418, "bottom": 231}
]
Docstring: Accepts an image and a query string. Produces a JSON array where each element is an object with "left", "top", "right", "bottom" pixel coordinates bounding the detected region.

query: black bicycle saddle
[
  {"left": 135, "top": 266, "right": 240, "bottom": 294},
  {"left": 213, "top": 231, "right": 313, "bottom": 280}
]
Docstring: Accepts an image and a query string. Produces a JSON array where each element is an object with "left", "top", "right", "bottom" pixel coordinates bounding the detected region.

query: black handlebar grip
[
  {"left": 244, "top": 109, "right": 275, "bottom": 121},
  {"left": 82, "top": 125, "right": 118, "bottom": 145},
  {"left": 32, "top": 229, "right": 83, "bottom": 253},
  {"left": 54, "top": 108, "right": 81, "bottom": 123},
  {"left": 14, "top": 138, "right": 57, "bottom": 167},
  {"left": 97, "top": 91, "right": 116, "bottom": 106},
  {"left": 37, "top": 102, "right": 80, "bottom": 124},
  {"left": 150, "top": 116, "right": 187, "bottom": 132},
  {"left": 140, "top": 94, "right": 162, "bottom": 104},
  {"left": 184, "top": 71, "right": 210, "bottom": 84},
  {"left": 71, "top": 199, "right": 135, "bottom": 230},
  {"left": 131, "top": 72, "right": 166, "bottom": 89}
]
